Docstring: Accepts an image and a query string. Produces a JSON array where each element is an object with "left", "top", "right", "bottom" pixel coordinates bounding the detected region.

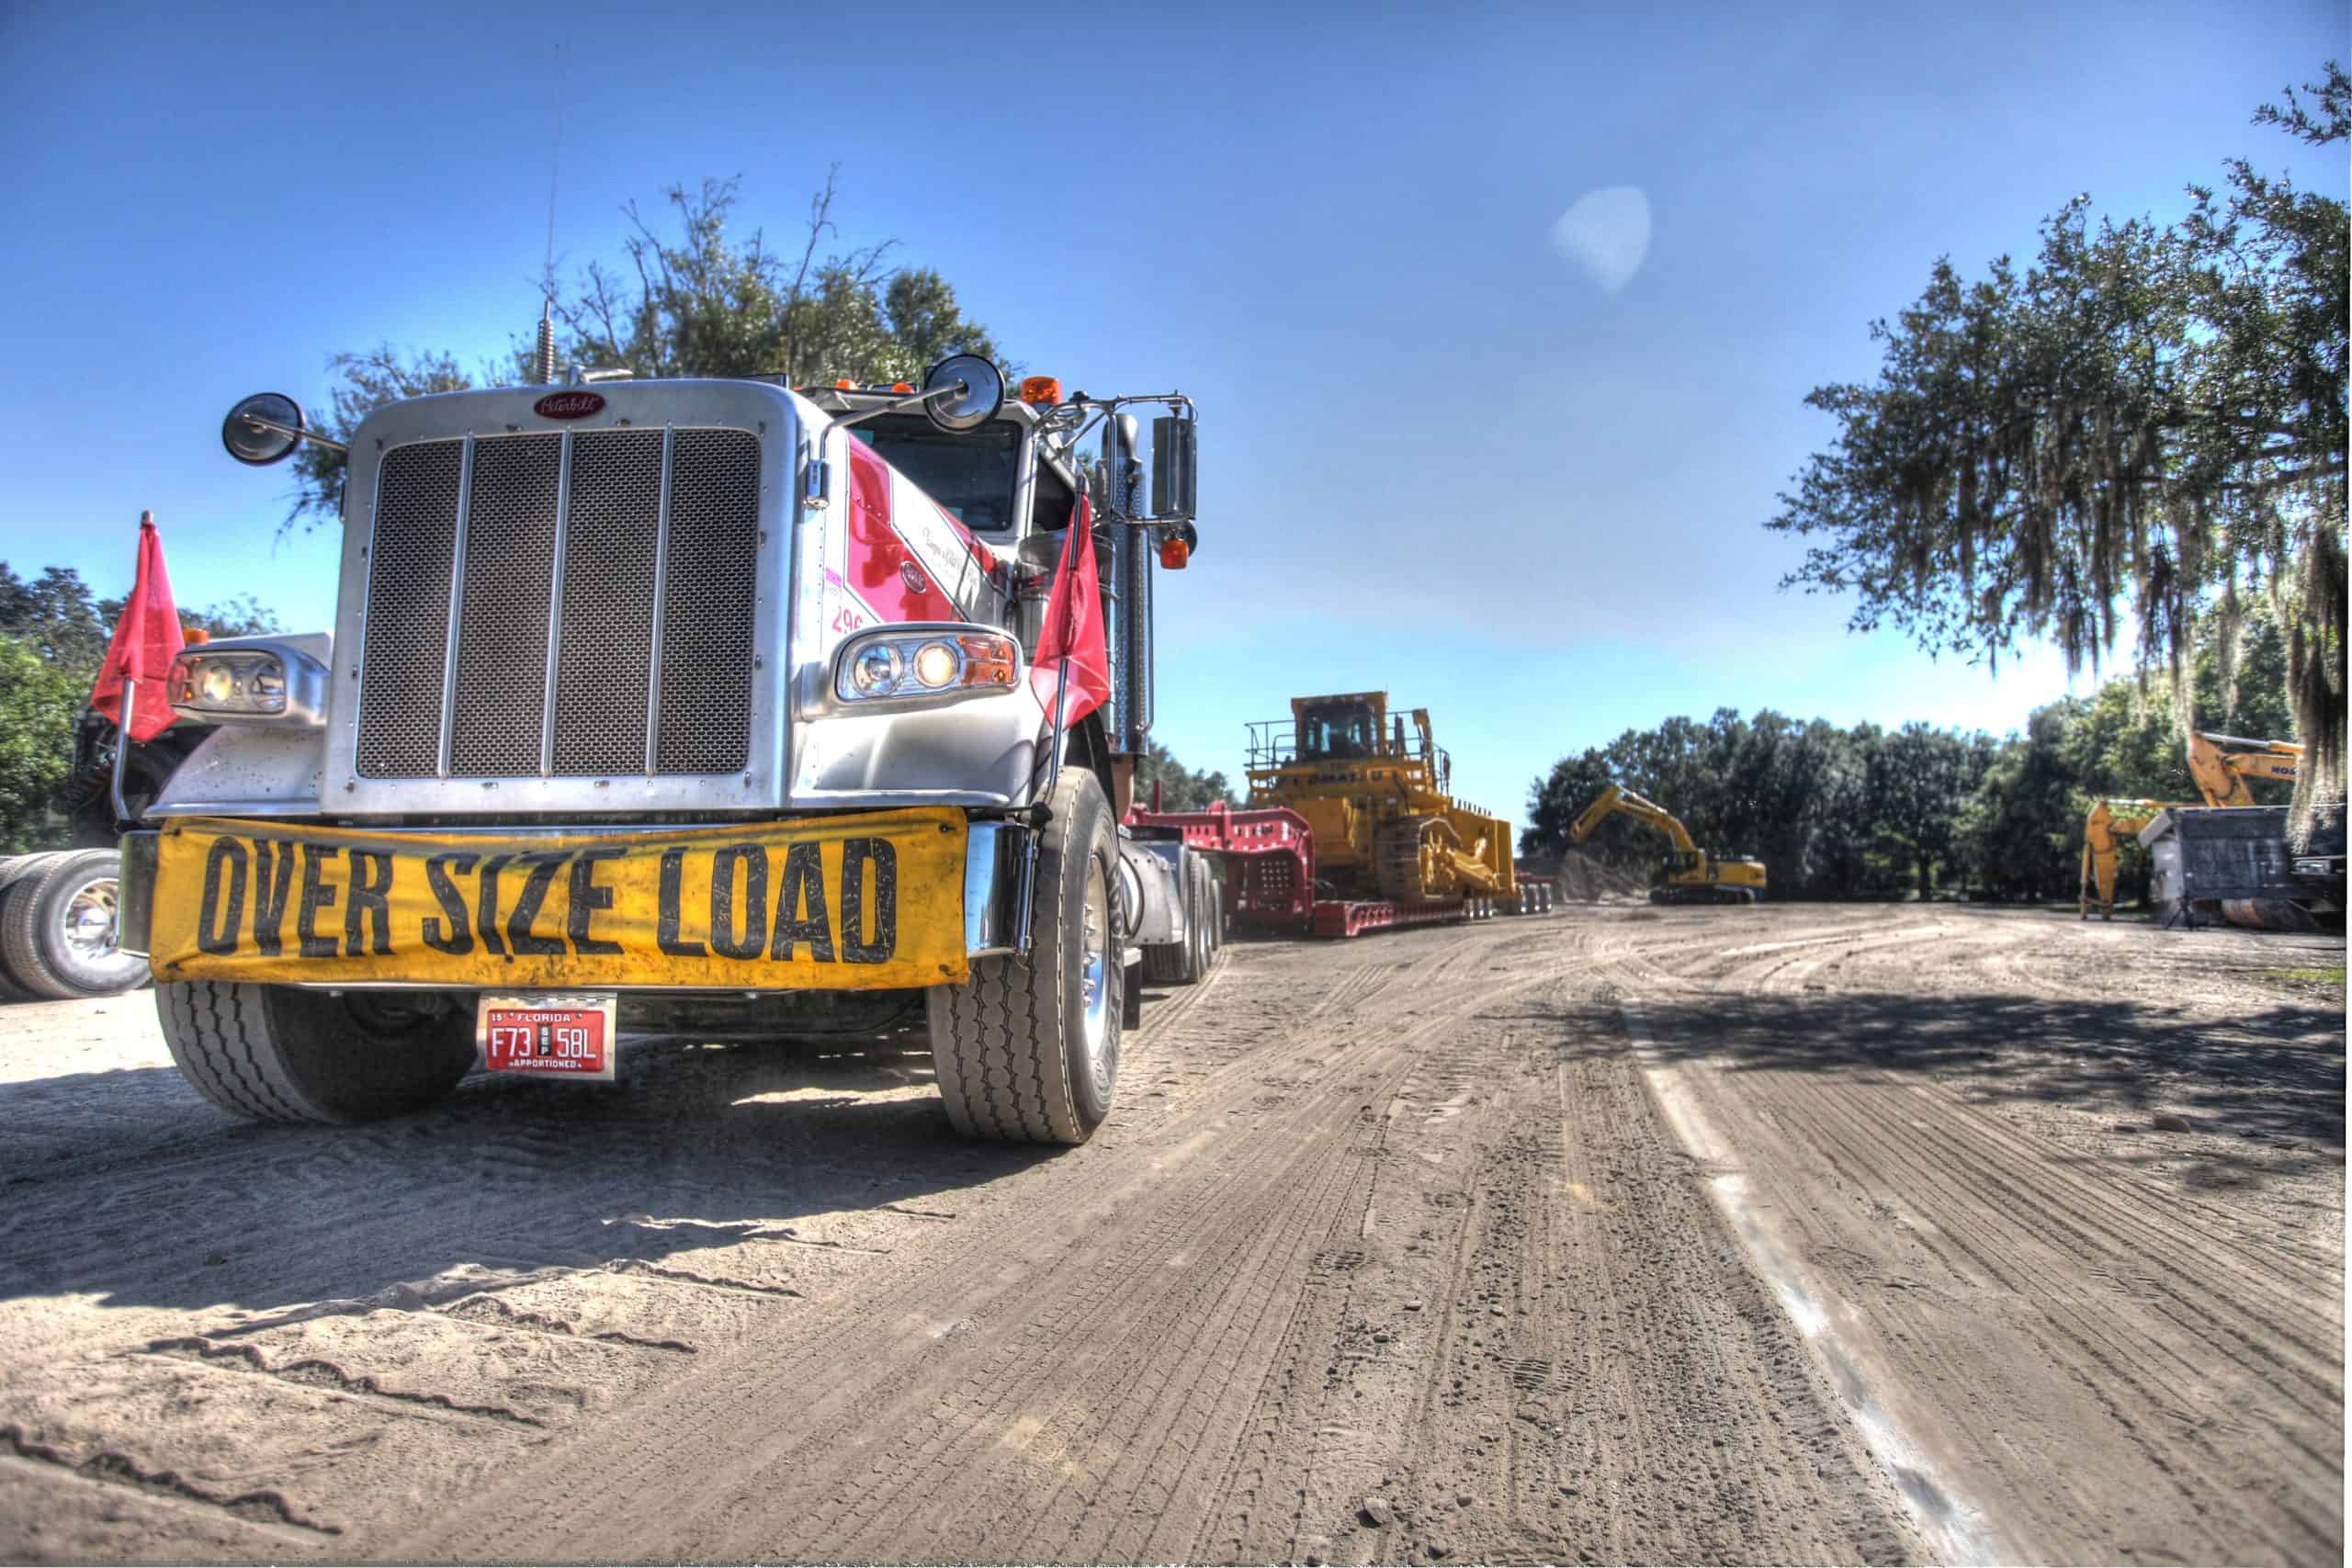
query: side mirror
[
  {"left": 221, "top": 392, "right": 309, "bottom": 466},
  {"left": 1150, "top": 414, "right": 1197, "bottom": 520},
  {"left": 922, "top": 354, "right": 1004, "bottom": 434}
]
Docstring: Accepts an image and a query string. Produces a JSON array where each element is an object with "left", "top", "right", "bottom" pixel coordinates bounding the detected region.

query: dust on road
[{"left": 0, "top": 906, "right": 2340, "bottom": 1564}]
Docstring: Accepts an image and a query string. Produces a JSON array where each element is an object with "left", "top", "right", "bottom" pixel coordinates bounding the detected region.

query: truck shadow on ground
[
  {"left": 0, "top": 1036, "right": 1054, "bottom": 1317},
  {"left": 1541, "top": 988, "right": 2344, "bottom": 1194}
]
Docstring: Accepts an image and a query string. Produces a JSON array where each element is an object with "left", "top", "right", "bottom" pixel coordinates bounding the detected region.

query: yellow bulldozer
[
  {"left": 1568, "top": 784, "right": 1768, "bottom": 905},
  {"left": 1245, "top": 693, "right": 1520, "bottom": 929}
]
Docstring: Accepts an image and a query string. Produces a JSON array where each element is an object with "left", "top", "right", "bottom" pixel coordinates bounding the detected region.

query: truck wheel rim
[
  {"left": 64, "top": 878, "right": 119, "bottom": 962},
  {"left": 1080, "top": 855, "right": 1113, "bottom": 1089}
]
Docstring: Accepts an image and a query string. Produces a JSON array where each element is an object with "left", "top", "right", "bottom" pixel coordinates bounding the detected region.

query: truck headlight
[
  {"left": 2293, "top": 857, "right": 2334, "bottom": 877},
  {"left": 172, "top": 650, "right": 287, "bottom": 716},
  {"left": 834, "top": 626, "right": 1019, "bottom": 706},
  {"left": 165, "top": 640, "right": 327, "bottom": 727}
]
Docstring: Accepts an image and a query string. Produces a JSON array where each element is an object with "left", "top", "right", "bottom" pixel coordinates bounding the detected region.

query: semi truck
[{"left": 111, "top": 353, "right": 1215, "bottom": 1145}]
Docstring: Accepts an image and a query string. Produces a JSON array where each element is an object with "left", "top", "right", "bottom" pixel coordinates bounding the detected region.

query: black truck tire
[
  {"left": 0, "top": 851, "right": 149, "bottom": 1001},
  {"left": 156, "top": 981, "right": 478, "bottom": 1124},
  {"left": 0, "top": 854, "right": 69, "bottom": 1000},
  {"left": 927, "top": 768, "right": 1123, "bottom": 1145},
  {"left": 1197, "top": 860, "right": 1223, "bottom": 956},
  {"left": 0, "top": 849, "right": 147, "bottom": 999},
  {"left": 1189, "top": 858, "right": 1216, "bottom": 971}
]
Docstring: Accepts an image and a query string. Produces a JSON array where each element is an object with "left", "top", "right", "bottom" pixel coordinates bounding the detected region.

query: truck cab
[{"left": 116, "top": 356, "right": 1213, "bottom": 1145}]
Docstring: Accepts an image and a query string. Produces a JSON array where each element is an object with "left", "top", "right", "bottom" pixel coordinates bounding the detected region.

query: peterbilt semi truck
[{"left": 112, "top": 354, "right": 1213, "bottom": 1145}]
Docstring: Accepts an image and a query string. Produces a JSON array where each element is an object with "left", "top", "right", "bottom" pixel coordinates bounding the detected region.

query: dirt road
[{"left": 1, "top": 906, "right": 2340, "bottom": 1564}]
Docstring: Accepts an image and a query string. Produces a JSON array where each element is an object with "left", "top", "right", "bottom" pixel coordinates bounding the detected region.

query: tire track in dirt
[
  {"left": 1633, "top": 906, "right": 2344, "bottom": 1566},
  {"left": 393, "top": 936, "right": 1521, "bottom": 1561},
  {"left": 6, "top": 904, "right": 2331, "bottom": 1564}
]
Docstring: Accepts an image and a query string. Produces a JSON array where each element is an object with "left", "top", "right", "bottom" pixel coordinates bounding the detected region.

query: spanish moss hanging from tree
[{"left": 1768, "top": 63, "right": 2347, "bottom": 837}]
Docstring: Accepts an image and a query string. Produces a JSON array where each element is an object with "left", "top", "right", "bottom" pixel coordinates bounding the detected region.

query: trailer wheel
[
  {"left": 1, "top": 849, "right": 148, "bottom": 1000},
  {"left": 156, "top": 982, "right": 477, "bottom": 1123},
  {"left": 927, "top": 767, "right": 1123, "bottom": 1145}
]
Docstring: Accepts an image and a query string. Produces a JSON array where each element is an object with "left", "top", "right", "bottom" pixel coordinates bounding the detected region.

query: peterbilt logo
[
  {"left": 899, "top": 562, "right": 931, "bottom": 595},
  {"left": 534, "top": 391, "right": 605, "bottom": 420}
]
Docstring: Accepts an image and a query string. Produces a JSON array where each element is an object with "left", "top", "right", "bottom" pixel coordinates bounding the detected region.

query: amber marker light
[
  {"left": 1019, "top": 376, "right": 1063, "bottom": 406},
  {"left": 957, "top": 635, "right": 1017, "bottom": 688}
]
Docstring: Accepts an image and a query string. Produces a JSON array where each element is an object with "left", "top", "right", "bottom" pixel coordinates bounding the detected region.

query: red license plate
[{"left": 478, "top": 993, "right": 617, "bottom": 1080}]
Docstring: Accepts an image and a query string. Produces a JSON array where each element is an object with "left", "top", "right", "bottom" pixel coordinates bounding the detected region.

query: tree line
[{"left": 1521, "top": 615, "right": 2297, "bottom": 904}]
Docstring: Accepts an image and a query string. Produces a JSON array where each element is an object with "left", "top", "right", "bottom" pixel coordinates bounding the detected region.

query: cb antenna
[{"left": 534, "top": 41, "right": 566, "bottom": 385}]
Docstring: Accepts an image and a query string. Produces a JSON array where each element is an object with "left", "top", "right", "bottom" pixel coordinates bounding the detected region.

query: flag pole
[
  {"left": 109, "top": 684, "right": 139, "bottom": 825},
  {"left": 1044, "top": 652, "right": 1070, "bottom": 805}
]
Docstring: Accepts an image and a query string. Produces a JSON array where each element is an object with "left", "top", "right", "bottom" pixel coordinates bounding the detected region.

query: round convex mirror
[
  {"left": 922, "top": 355, "right": 1005, "bottom": 434},
  {"left": 221, "top": 393, "right": 308, "bottom": 466}
]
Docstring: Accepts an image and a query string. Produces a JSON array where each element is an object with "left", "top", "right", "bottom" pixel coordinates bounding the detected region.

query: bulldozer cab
[{"left": 1295, "top": 694, "right": 1386, "bottom": 761}]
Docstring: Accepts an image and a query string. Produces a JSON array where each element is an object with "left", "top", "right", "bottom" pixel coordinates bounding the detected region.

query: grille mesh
[
  {"left": 356, "top": 426, "right": 761, "bottom": 781},
  {"left": 449, "top": 435, "right": 560, "bottom": 776},
  {"left": 354, "top": 440, "right": 462, "bottom": 778},
  {"left": 553, "top": 429, "right": 663, "bottom": 774},
  {"left": 655, "top": 429, "right": 761, "bottom": 774}
]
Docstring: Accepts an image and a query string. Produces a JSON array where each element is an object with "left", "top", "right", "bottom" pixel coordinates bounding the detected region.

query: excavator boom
[
  {"left": 2186, "top": 731, "right": 2304, "bottom": 807},
  {"left": 1566, "top": 782, "right": 1764, "bottom": 905}
]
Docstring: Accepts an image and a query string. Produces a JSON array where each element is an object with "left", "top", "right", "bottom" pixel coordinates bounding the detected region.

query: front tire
[
  {"left": 927, "top": 768, "right": 1123, "bottom": 1145},
  {"left": 158, "top": 982, "right": 477, "bottom": 1123}
]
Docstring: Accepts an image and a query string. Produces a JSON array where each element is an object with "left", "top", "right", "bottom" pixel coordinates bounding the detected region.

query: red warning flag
[
  {"left": 1030, "top": 493, "right": 1112, "bottom": 734},
  {"left": 88, "top": 511, "right": 184, "bottom": 743}
]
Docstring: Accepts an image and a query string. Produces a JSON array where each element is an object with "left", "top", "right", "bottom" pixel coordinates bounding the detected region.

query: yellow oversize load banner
[{"left": 150, "top": 810, "right": 969, "bottom": 989}]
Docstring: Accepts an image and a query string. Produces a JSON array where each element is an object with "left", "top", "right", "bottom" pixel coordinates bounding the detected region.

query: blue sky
[{"left": 3, "top": 1, "right": 2344, "bottom": 820}]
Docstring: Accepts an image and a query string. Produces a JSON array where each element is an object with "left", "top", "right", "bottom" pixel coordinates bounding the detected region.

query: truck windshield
[{"left": 851, "top": 415, "right": 1021, "bottom": 535}]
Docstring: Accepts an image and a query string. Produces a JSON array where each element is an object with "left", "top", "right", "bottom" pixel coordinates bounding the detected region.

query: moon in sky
[{"left": 1550, "top": 186, "right": 1652, "bottom": 293}]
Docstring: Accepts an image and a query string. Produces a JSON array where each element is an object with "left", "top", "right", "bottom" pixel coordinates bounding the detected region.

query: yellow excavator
[
  {"left": 1568, "top": 784, "right": 1768, "bottom": 905},
  {"left": 2077, "top": 733, "right": 2307, "bottom": 919}
]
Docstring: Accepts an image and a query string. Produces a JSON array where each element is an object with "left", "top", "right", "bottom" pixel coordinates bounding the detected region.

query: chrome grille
[
  {"left": 656, "top": 430, "right": 762, "bottom": 774},
  {"left": 449, "top": 434, "right": 560, "bottom": 776},
  {"left": 353, "top": 442, "right": 461, "bottom": 778},
  {"left": 355, "top": 426, "right": 762, "bottom": 780},
  {"left": 552, "top": 429, "right": 663, "bottom": 775}
]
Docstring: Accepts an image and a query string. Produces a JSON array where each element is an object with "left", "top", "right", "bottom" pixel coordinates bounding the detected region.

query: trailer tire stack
[{"left": 0, "top": 848, "right": 150, "bottom": 1000}]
